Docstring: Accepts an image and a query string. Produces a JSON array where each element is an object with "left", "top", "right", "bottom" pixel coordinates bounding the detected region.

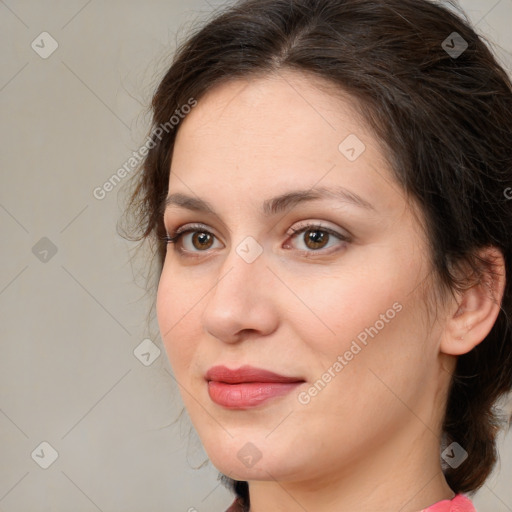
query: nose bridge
[
  {"left": 211, "top": 235, "right": 267, "bottom": 305},
  {"left": 201, "top": 236, "right": 277, "bottom": 341}
]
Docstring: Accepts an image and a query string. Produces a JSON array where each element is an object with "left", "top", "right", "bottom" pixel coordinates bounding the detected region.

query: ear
[{"left": 440, "top": 247, "right": 506, "bottom": 356}]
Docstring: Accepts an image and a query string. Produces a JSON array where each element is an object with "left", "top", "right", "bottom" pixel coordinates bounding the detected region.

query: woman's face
[{"left": 157, "top": 70, "right": 451, "bottom": 484}]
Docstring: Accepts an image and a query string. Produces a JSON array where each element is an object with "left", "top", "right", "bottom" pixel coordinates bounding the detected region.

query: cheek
[
  {"left": 156, "top": 261, "right": 202, "bottom": 326},
  {"left": 287, "top": 251, "right": 429, "bottom": 389},
  {"left": 284, "top": 261, "right": 405, "bottom": 348},
  {"left": 319, "top": 284, "right": 429, "bottom": 411},
  {"left": 156, "top": 265, "right": 202, "bottom": 372}
]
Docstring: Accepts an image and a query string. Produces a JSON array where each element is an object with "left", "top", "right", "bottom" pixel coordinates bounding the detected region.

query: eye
[
  {"left": 163, "top": 221, "right": 350, "bottom": 258},
  {"left": 164, "top": 223, "right": 223, "bottom": 254},
  {"left": 285, "top": 223, "right": 349, "bottom": 253}
]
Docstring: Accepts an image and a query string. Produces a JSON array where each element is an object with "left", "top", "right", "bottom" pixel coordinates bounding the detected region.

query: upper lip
[{"left": 205, "top": 365, "right": 305, "bottom": 384}]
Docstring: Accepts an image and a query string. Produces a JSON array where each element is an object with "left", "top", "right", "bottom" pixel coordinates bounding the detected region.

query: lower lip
[{"left": 207, "top": 381, "right": 303, "bottom": 409}]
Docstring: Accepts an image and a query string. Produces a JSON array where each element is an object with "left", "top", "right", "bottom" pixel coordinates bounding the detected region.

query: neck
[{"left": 247, "top": 419, "right": 454, "bottom": 512}]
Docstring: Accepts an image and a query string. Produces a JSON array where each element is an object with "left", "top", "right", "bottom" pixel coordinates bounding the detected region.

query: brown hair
[{"left": 121, "top": 0, "right": 512, "bottom": 506}]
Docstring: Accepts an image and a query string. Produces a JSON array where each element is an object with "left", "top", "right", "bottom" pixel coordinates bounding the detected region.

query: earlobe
[{"left": 440, "top": 247, "right": 506, "bottom": 356}]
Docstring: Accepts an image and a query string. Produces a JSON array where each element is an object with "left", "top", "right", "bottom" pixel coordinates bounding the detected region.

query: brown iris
[
  {"left": 192, "top": 232, "right": 214, "bottom": 250},
  {"left": 303, "top": 229, "right": 329, "bottom": 250}
]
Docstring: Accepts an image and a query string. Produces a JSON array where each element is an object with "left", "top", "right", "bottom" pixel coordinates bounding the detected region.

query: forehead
[
  {"left": 175, "top": 69, "right": 371, "bottom": 152},
  {"left": 169, "top": 70, "right": 400, "bottom": 214}
]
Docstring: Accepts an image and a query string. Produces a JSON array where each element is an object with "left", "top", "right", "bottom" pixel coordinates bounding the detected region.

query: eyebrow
[{"left": 162, "top": 185, "right": 376, "bottom": 218}]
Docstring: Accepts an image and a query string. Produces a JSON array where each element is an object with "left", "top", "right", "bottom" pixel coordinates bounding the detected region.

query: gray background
[{"left": 1, "top": 1, "right": 511, "bottom": 511}]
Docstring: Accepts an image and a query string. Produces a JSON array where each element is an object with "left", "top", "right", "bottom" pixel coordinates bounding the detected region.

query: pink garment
[{"left": 419, "top": 493, "right": 477, "bottom": 512}]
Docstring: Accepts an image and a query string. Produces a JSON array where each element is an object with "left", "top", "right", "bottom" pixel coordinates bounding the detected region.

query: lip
[
  {"left": 205, "top": 365, "right": 305, "bottom": 409},
  {"left": 205, "top": 365, "right": 304, "bottom": 384}
]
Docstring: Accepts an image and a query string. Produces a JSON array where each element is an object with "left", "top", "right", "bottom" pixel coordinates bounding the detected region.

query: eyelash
[{"left": 162, "top": 222, "right": 350, "bottom": 257}]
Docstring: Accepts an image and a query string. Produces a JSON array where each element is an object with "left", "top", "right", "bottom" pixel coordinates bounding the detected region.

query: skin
[{"left": 156, "top": 69, "right": 505, "bottom": 512}]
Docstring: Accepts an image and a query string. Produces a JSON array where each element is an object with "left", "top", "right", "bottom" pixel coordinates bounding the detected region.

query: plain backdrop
[{"left": 1, "top": 1, "right": 511, "bottom": 511}]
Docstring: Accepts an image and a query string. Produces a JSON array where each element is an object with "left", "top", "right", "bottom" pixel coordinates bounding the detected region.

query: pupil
[
  {"left": 194, "top": 232, "right": 212, "bottom": 249},
  {"left": 306, "top": 230, "right": 327, "bottom": 249}
]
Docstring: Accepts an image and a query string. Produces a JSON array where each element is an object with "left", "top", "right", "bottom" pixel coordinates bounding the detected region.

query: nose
[{"left": 201, "top": 244, "right": 279, "bottom": 344}]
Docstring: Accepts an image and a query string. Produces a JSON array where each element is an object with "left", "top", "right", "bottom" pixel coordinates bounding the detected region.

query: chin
[{"left": 202, "top": 435, "right": 303, "bottom": 482}]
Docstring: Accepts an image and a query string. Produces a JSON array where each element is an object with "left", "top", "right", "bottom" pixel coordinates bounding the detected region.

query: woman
[{"left": 122, "top": 0, "right": 512, "bottom": 510}]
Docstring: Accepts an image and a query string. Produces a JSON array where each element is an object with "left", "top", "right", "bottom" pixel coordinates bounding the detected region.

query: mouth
[{"left": 205, "top": 365, "right": 306, "bottom": 409}]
